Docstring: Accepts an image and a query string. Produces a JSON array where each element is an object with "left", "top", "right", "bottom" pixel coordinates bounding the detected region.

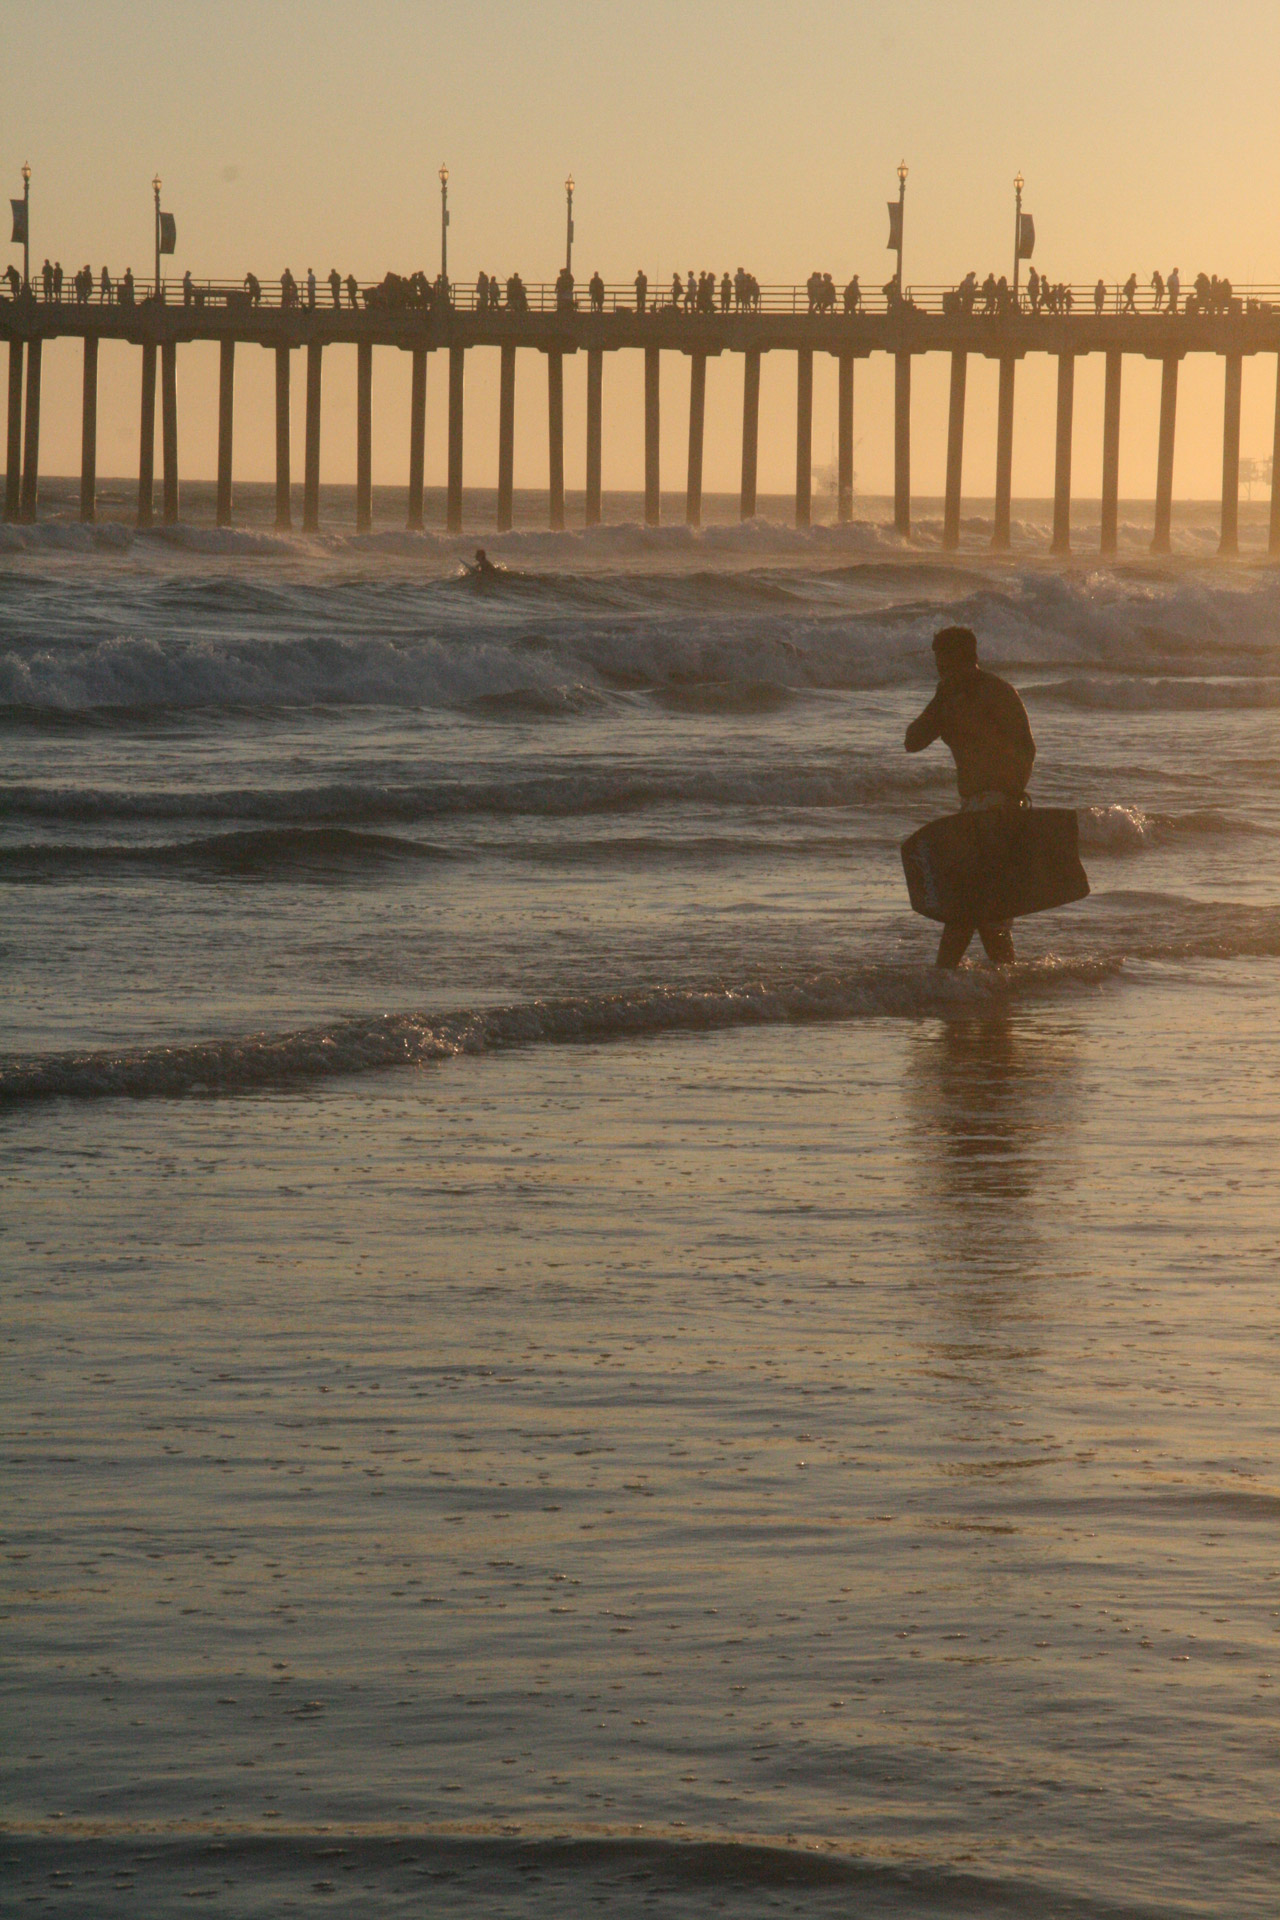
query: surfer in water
[
  {"left": 468, "top": 547, "right": 501, "bottom": 580},
  {"left": 904, "top": 625, "right": 1036, "bottom": 968}
]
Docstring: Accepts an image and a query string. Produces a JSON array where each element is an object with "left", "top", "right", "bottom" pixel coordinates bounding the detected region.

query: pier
[{"left": 3, "top": 278, "right": 1280, "bottom": 554}]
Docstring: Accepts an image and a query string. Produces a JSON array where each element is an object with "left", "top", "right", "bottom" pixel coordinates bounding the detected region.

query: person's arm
[{"left": 904, "top": 690, "right": 944, "bottom": 754}]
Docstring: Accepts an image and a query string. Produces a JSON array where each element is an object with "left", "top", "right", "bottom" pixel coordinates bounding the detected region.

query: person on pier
[
  {"left": 307, "top": 268, "right": 316, "bottom": 310},
  {"left": 905, "top": 626, "right": 1036, "bottom": 969},
  {"left": 1151, "top": 270, "right": 1164, "bottom": 311},
  {"left": 328, "top": 268, "right": 341, "bottom": 308},
  {"left": 4, "top": 264, "right": 19, "bottom": 297},
  {"left": 244, "top": 272, "right": 260, "bottom": 306},
  {"left": 183, "top": 270, "right": 194, "bottom": 307},
  {"left": 589, "top": 271, "right": 605, "bottom": 313},
  {"left": 843, "top": 274, "right": 862, "bottom": 314},
  {"left": 720, "top": 271, "right": 732, "bottom": 313},
  {"left": 41, "top": 259, "right": 53, "bottom": 300},
  {"left": 634, "top": 269, "right": 647, "bottom": 314},
  {"left": 346, "top": 273, "right": 360, "bottom": 310},
  {"left": 120, "top": 268, "right": 135, "bottom": 308},
  {"left": 1166, "top": 268, "right": 1180, "bottom": 314},
  {"left": 1093, "top": 279, "right": 1106, "bottom": 316},
  {"left": 1122, "top": 272, "right": 1138, "bottom": 313}
]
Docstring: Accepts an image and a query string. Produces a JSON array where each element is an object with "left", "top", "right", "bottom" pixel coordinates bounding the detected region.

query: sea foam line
[{"left": 0, "top": 960, "right": 1118, "bottom": 1104}]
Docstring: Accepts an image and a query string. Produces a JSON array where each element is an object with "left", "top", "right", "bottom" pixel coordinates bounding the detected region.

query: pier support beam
[
  {"left": 407, "top": 347, "right": 427, "bottom": 531},
  {"left": 1270, "top": 353, "right": 1280, "bottom": 557},
  {"left": 686, "top": 351, "right": 706, "bottom": 528},
  {"left": 356, "top": 340, "right": 373, "bottom": 532},
  {"left": 740, "top": 348, "right": 760, "bottom": 521},
  {"left": 1100, "top": 350, "right": 1122, "bottom": 557},
  {"left": 496, "top": 344, "right": 515, "bottom": 533},
  {"left": 216, "top": 339, "right": 234, "bottom": 527},
  {"left": 137, "top": 340, "right": 156, "bottom": 529},
  {"left": 274, "top": 347, "right": 291, "bottom": 530},
  {"left": 836, "top": 352, "right": 854, "bottom": 524},
  {"left": 4, "top": 339, "right": 21, "bottom": 522},
  {"left": 303, "top": 342, "right": 322, "bottom": 531},
  {"left": 992, "top": 355, "right": 1016, "bottom": 551},
  {"left": 447, "top": 345, "right": 464, "bottom": 533},
  {"left": 894, "top": 352, "right": 911, "bottom": 536},
  {"left": 795, "top": 348, "right": 812, "bottom": 530},
  {"left": 20, "top": 337, "right": 41, "bottom": 523},
  {"left": 1051, "top": 353, "right": 1075, "bottom": 556},
  {"left": 80, "top": 336, "right": 98, "bottom": 523},
  {"left": 943, "top": 350, "right": 967, "bottom": 551},
  {"left": 547, "top": 349, "right": 565, "bottom": 531},
  {"left": 585, "top": 347, "right": 602, "bottom": 527},
  {"left": 1218, "top": 352, "right": 1242, "bottom": 556},
  {"left": 644, "top": 347, "right": 660, "bottom": 526},
  {"left": 161, "top": 340, "right": 179, "bottom": 525},
  {"left": 1151, "top": 354, "right": 1179, "bottom": 554}
]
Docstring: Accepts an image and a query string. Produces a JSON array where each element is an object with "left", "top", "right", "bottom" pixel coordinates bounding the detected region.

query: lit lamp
[
  {"left": 20, "top": 160, "right": 30, "bottom": 292},
  {"left": 565, "top": 174, "right": 575, "bottom": 276},
  {"left": 1013, "top": 171, "right": 1025, "bottom": 304},
  {"left": 894, "top": 160, "right": 908, "bottom": 295},
  {"left": 439, "top": 163, "right": 449, "bottom": 281},
  {"left": 153, "top": 174, "right": 163, "bottom": 296}
]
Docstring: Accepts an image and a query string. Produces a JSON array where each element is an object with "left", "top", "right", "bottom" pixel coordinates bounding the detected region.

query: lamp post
[
  {"left": 1012, "top": 172, "right": 1024, "bottom": 305},
  {"left": 153, "top": 174, "right": 162, "bottom": 297},
  {"left": 438, "top": 164, "right": 449, "bottom": 282},
  {"left": 565, "top": 175, "right": 574, "bottom": 275},
  {"left": 19, "top": 160, "right": 30, "bottom": 291},
  {"left": 896, "top": 160, "right": 908, "bottom": 296}
]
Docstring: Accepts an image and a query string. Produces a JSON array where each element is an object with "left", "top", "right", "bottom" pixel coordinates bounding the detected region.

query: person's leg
[
  {"left": 936, "top": 922, "right": 974, "bottom": 968},
  {"left": 977, "top": 922, "right": 1015, "bottom": 965}
]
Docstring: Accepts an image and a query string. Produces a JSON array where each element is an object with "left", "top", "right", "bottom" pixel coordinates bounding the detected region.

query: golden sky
[{"left": 6, "top": 0, "right": 1279, "bottom": 502}]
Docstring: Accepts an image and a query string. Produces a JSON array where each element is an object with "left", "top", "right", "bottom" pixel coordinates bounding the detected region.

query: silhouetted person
[
  {"left": 183, "top": 269, "right": 194, "bottom": 307},
  {"left": 41, "top": 258, "right": 53, "bottom": 300},
  {"left": 307, "top": 268, "right": 316, "bottom": 310},
  {"left": 589, "top": 270, "right": 605, "bottom": 312},
  {"left": 120, "top": 267, "right": 135, "bottom": 308},
  {"left": 476, "top": 270, "right": 489, "bottom": 310},
  {"left": 555, "top": 265, "right": 574, "bottom": 311},
  {"left": 53, "top": 261, "right": 63, "bottom": 300},
  {"left": 346, "top": 273, "right": 360, "bottom": 310},
  {"left": 1151, "top": 270, "right": 1164, "bottom": 312},
  {"left": 5, "top": 264, "right": 20, "bottom": 297},
  {"left": 1093, "top": 278, "right": 1105, "bottom": 316},
  {"left": 634, "top": 269, "right": 647, "bottom": 314},
  {"left": 1166, "top": 267, "right": 1180, "bottom": 313},
  {"left": 904, "top": 625, "right": 1035, "bottom": 969},
  {"left": 1026, "top": 265, "right": 1040, "bottom": 313},
  {"left": 670, "top": 272, "right": 682, "bottom": 310},
  {"left": 471, "top": 547, "right": 499, "bottom": 578},
  {"left": 843, "top": 274, "right": 861, "bottom": 314},
  {"left": 720, "top": 270, "right": 731, "bottom": 313},
  {"left": 1122, "top": 272, "right": 1137, "bottom": 313},
  {"left": 99, "top": 266, "right": 111, "bottom": 303},
  {"left": 328, "top": 268, "right": 341, "bottom": 308}
]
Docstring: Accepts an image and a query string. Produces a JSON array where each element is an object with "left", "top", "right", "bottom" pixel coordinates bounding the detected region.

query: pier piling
[
  {"left": 1270, "top": 352, "right": 1280, "bottom": 557},
  {"left": 585, "top": 347, "right": 602, "bottom": 527},
  {"left": 447, "top": 345, "right": 464, "bottom": 533},
  {"left": 216, "top": 339, "right": 234, "bottom": 527},
  {"left": 1151, "top": 354, "right": 1179, "bottom": 554},
  {"left": 356, "top": 340, "right": 373, "bottom": 532},
  {"left": 894, "top": 352, "right": 911, "bottom": 536},
  {"left": 943, "top": 350, "right": 967, "bottom": 551},
  {"left": 303, "top": 341, "right": 322, "bottom": 531},
  {"left": 687, "top": 351, "right": 706, "bottom": 528},
  {"left": 547, "top": 348, "right": 565, "bottom": 531},
  {"left": 274, "top": 347, "right": 291, "bottom": 530},
  {"left": 407, "top": 346, "right": 427, "bottom": 531},
  {"left": 836, "top": 352, "right": 854, "bottom": 524},
  {"left": 1051, "top": 352, "right": 1075, "bottom": 556},
  {"left": 137, "top": 340, "right": 156, "bottom": 529},
  {"left": 795, "top": 348, "right": 812, "bottom": 530},
  {"left": 4, "top": 339, "right": 21, "bottom": 522},
  {"left": 161, "top": 340, "right": 179, "bottom": 525},
  {"left": 1101, "top": 349, "right": 1122, "bottom": 557},
  {"left": 80, "top": 337, "right": 98, "bottom": 523},
  {"left": 740, "top": 349, "right": 760, "bottom": 521},
  {"left": 19, "top": 336, "right": 40, "bottom": 523},
  {"left": 992, "top": 355, "right": 1015, "bottom": 550},
  {"left": 1218, "top": 352, "right": 1242, "bottom": 556},
  {"left": 496, "top": 344, "right": 515, "bottom": 533},
  {"left": 644, "top": 347, "right": 660, "bottom": 526}
]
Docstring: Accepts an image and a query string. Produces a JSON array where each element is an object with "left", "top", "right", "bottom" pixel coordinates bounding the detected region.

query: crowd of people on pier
[{"left": 0, "top": 256, "right": 1262, "bottom": 320}]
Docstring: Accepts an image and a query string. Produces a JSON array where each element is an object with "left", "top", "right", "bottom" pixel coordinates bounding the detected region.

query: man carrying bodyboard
[{"left": 902, "top": 625, "right": 1086, "bottom": 967}]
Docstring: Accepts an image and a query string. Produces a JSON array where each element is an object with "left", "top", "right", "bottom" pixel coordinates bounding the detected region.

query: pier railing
[{"left": 16, "top": 277, "right": 1280, "bottom": 319}]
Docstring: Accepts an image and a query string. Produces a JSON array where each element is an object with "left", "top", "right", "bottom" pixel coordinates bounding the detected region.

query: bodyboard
[{"left": 901, "top": 807, "right": 1089, "bottom": 925}]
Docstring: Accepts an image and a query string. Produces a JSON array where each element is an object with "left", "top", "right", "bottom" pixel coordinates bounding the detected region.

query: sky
[{"left": 5, "top": 0, "right": 1280, "bottom": 504}]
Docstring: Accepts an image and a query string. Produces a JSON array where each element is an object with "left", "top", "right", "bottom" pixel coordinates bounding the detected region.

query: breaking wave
[{"left": 0, "top": 960, "right": 1119, "bottom": 1103}]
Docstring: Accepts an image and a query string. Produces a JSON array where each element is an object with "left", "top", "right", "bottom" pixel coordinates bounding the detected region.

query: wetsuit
[{"left": 905, "top": 665, "right": 1036, "bottom": 965}]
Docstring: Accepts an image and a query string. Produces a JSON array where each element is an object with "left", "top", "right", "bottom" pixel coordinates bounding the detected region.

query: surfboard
[{"left": 901, "top": 807, "right": 1089, "bottom": 925}]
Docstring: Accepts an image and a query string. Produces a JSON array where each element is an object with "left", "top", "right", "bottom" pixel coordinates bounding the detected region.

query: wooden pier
[{"left": 3, "top": 280, "right": 1280, "bottom": 554}]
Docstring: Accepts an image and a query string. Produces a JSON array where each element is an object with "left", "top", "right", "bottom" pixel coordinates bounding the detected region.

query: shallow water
[{"left": 2, "top": 497, "right": 1279, "bottom": 1915}]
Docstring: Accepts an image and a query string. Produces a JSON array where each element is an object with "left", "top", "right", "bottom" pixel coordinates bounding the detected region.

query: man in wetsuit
[{"left": 904, "top": 625, "right": 1036, "bottom": 968}]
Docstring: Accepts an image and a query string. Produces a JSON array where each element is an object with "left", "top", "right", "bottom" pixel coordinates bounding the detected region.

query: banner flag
[
  {"left": 158, "top": 211, "right": 177, "bottom": 255},
  {"left": 1017, "top": 212, "right": 1035, "bottom": 260},
  {"left": 10, "top": 198, "right": 27, "bottom": 245},
  {"left": 886, "top": 200, "right": 903, "bottom": 251}
]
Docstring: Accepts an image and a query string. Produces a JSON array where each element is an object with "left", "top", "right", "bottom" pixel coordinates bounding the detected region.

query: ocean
[{"left": 3, "top": 483, "right": 1279, "bottom": 1917}]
